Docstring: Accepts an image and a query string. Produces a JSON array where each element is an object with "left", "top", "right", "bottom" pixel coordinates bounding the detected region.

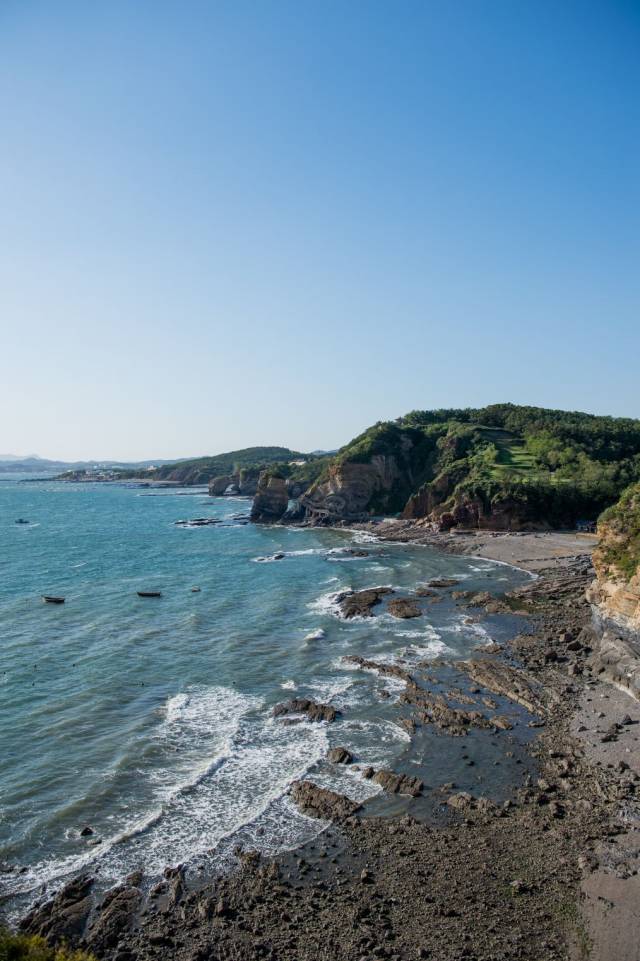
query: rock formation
[
  {"left": 209, "top": 474, "right": 235, "bottom": 495},
  {"left": 273, "top": 698, "right": 338, "bottom": 723},
  {"left": 588, "top": 481, "right": 640, "bottom": 635},
  {"left": 250, "top": 472, "right": 289, "bottom": 523},
  {"left": 586, "top": 482, "right": 640, "bottom": 698},
  {"left": 300, "top": 456, "right": 404, "bottom": 524},
  {"left": 336, "top": 587, "right": 394, "bottom": 618},
  {"left": 289, "top": 781, "right": 361, "bottom": 820}
]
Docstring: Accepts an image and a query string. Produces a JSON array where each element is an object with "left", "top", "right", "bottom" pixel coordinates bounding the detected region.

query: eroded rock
[
  {"left": 289, "top": 781, "right": 361, "bottom": 821},
  {"left": 337, "top": 587, "right": 394, "bottom": 618},
  {"left": 273, "top": 698, "right": 338, "bottom": 723}
]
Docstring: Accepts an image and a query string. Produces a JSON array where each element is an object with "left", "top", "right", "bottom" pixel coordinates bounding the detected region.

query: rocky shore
[{"left": 13, "top": 533, "right": 640, "bottom": 961}]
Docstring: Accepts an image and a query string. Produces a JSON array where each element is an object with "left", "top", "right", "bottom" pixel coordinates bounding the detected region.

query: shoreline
[
  {"left": 346, "top": 519, "right": 597, "bottom": 574},
  {"left": 13, "top": 528, "right": 640, "bottom": 961}
]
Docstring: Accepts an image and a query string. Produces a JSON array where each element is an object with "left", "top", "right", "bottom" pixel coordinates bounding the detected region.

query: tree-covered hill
[
  {"left": 296, "top": 404, "right": 640, "bottom": 529},
  {"left": 117, "top": 447, "right": 306, "bottom": 486}
]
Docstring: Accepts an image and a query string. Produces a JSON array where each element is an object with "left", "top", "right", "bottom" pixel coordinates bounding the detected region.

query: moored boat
[
  {"left": 137, "top": 590, "right": 162, "bottom": 598},
  {"left": 42, "top": 595, "right": 65, "bottom": 604}
]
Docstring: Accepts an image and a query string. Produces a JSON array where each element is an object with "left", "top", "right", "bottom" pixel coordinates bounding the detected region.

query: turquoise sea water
[{"left": 0, "top": 477, "right": 529, "bottom": 909}]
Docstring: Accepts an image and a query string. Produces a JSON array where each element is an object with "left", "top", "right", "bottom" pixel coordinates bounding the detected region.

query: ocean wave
[{"left": 306, "top": 589, "right": 346, "bottom": 617}]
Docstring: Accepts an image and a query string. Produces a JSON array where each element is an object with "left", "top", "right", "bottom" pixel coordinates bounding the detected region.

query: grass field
[{"left": 476, "top": 427, "right": 550, "bottom": 482}]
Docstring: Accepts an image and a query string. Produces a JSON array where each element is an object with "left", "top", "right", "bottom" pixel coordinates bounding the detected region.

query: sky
[{"left": 1, "top": 1, "right": 639, "bottom": 461}]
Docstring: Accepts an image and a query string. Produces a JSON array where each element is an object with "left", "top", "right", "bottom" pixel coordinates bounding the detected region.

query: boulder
[
  {"left": 337, "top": 587, "right": 394, "bottom": 618},
  {"left": 327, "top": 747, "right": 353, "bottom": 764},
  {"left": 370, "top": 768, "right": 423, "bottom": 797},
  {"left": 289, "top": 781, "right": 361, "bottom": 821},
  {"left": 86, "top": 882, "right": 142, "bottom": 953},
  {"left": 20, "top": 874, "right": 94, "bottom": 944},
  {"left": 387, "top": 598, "right": 422, "bottom": 619},
  {"left": 273, "top": 698, "right": 338, "bottom": 723}
]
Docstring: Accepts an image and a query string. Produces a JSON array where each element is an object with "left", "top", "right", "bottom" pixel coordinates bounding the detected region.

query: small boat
[
  {"left": 137, "top": 590, "right": 162, "bottom": 598},
  {"left": 43, "top": 595, "right": 65, "bottom": 604},
  {"left": 15, "top": 518, "right": 29, "bottom": 525},
  {"left": 191, "top": 586, "right": 201, "bottom": 593}
]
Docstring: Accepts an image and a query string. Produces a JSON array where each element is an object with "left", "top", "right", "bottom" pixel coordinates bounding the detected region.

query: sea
[{"left": 0, "top": 475, "right": 531, "bottom": 913}]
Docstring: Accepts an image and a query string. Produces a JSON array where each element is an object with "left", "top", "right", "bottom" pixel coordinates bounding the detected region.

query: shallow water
[{"left": 0, "top": 478, "right": 530, "bottom": 907}]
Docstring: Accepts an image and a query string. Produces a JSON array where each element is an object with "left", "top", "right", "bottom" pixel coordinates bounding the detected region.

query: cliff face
[
  {"left": 250, "top": 472, "right": 289, "bottom": 523},
  {"left": 245, "top": 405, "right": 640, "bottom": 529},
  {"left": 209, "top": 469, "right": 260, "bottom": 497},
  {"left": 209, "top": 474, "right": 235, "bottom": 495},
  {"left": 300, "top": 456, "right": 403, "bottom": 523},
  {"left": 588, "top": 482, "right": 640, "bottom": 635}
]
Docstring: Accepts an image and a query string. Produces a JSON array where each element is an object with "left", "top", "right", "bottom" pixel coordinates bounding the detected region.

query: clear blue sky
[{"left": 1, "top": 1, "right": 638, "bottom": 460}]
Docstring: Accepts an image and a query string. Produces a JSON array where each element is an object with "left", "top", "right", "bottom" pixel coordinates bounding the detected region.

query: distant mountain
[
  {"left": 0, "top": 453, "right": 41, "bottom": 462},
  {"left": 0, "top": 456, "right": 184, "bottom": 473}
]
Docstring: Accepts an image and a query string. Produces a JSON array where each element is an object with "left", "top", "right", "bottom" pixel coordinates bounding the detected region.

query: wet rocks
[
  {"left": 492, "top": 715, "right": 513, "bottom": 731},
  {"left": 364, "top": 767, "right": 423, "bottom": 797},
  {"left": 327, "top": 747, "right": 353, "bottom": 764},
  {"left": 175, "top": 517, "right": 221, "bottom": 527},
  {"left": 289, "top": 780, "right": 361, "bottom": 821},
  {"left": 446, "top": 792, "right": 497, "bottom": 815},
  {"left": 273, "top": 698, "right": 338, "bottom": 723},
  {"left": 337, "top": 587, "right": 394, "bottom": 618},
  {"left": 387, "top": 598, "right": 422, "bottom": 619},
  {"left": 400, "top": 683, "right": 492, "bottom": 735},
  {"left": 20, "top": 874, "right": 95, "bottom": 944},
  {"left": 453, "top": 590, "right": 523, "bottom": 614},
  {"left": 427, "top": 578, "right": 460, "bottom": 588},
  {"left": 459, "top": 659, "right": 544, "bottom": 715},
  {"left": 343, "top": 655, "right": 413, "bottom": 683},
  {"left": 87, "top": 880, "right": 143, "bottom": 952}
]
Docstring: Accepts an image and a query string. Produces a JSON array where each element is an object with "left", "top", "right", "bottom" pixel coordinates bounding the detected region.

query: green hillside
[
  {"left": 597, "top": 481, "right": 640, "bottom": 579},
  {"left": 305, "top": 404, "right": 640, "bottom": 528},
  {"left": 118, "top": 446, "right": 306, "bottom": 485}
]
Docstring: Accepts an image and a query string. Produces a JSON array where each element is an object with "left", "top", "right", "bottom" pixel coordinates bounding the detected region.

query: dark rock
[
  {"left": 327, "top": 747, "right": 353, "bottom": 764},
  {"left": 20, "top": 874, "right": 94, "bottom": 943},
  {"left": 343, "top": 655, "right": 413, "bottom": 683},
  {"left": 387, "top": 598, "right": 422, "bottom": 619},
  {"left": 87, "top": 883, "right": 142, "bottom": 952},
  {"left": 337, "top": 587, "right": 394, "bottom": 619},
  {"left": 273, "top": 698, "right": 338, "bottom": 723},
  {"left": 371, "top": 769, "right": 423, "bottom": 797},
  {"left": 289, "top": 781, "right": 361, "bottom": 821}
]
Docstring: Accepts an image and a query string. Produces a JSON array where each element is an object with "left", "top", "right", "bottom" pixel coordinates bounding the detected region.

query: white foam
[
  {"left": 306, "top": 589, "right": 346, "bottom": 617},
  {"left": 306, "top": 677, "right": 354, "bottom": 703},
  {"left": 406, "top": 638, "right": 454, "bottom": 659},
  {"left": 5, "top": 685, "right": 334, "bottom": 906},
  {"left": 280, "top": 679, "right": 297, "bottom": 690},
  {"left": 303, "top": 628, "right": 326, "bottom": 642}
]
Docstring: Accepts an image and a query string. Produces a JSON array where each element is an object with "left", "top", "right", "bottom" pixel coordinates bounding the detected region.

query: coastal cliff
[
  {"left": 271, "top": 405, "right": 640, "bottom": 531},
  {"left": 300, "top": 455, "right": 404, "bottom": 523},
  {"left": 208, "top": 467, "right": 261, "bottom": 497},
  {"left": 250, "top": 471, "right": 289, "bottom": 522},
  {"left": 588, "top": 481, "right": 640, "bottom": 635},
  {"left": 586, "top": 482, "right": 640, "bottom": 699}
]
